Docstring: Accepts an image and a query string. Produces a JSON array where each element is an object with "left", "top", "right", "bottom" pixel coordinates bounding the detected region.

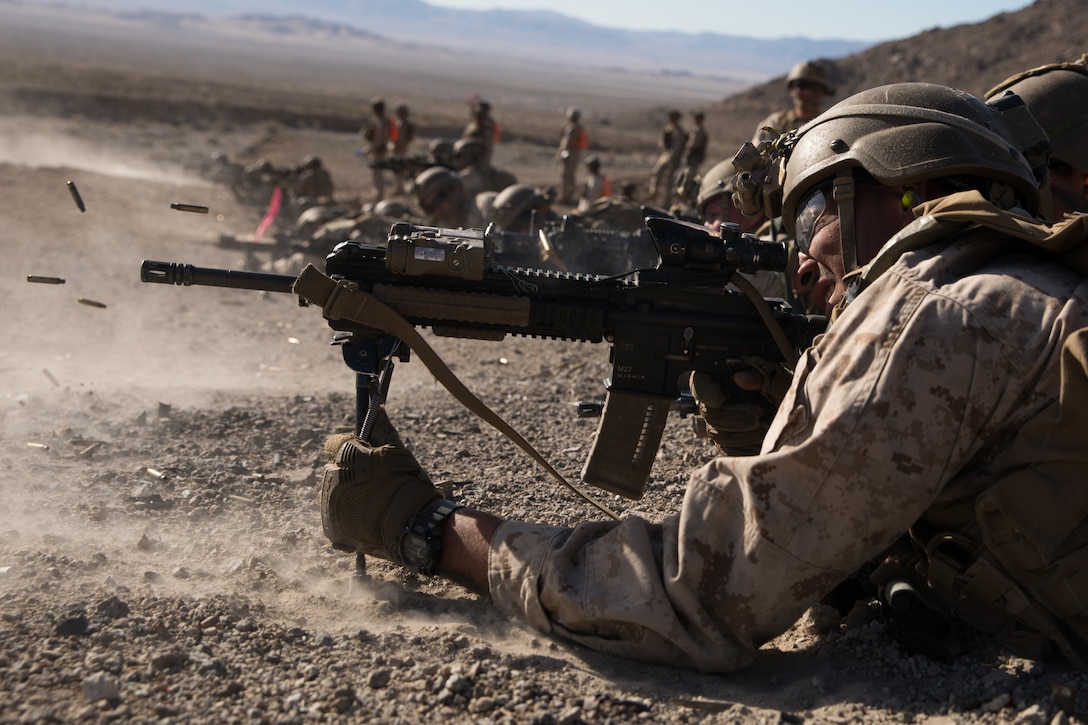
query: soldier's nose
[{"left": 792, "top": 253, "right": 819, "bottom": 294}]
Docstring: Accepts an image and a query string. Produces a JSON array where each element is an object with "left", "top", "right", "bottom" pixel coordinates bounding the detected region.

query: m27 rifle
[{"left": 140, "top": 218, "right": 824, "bottom": 501}]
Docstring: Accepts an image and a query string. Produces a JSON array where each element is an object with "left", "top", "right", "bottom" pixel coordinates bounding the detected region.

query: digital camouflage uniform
[
  {"left": 648, "top": 115, "right": 685, "bottom": 204},
  {"left": 486, "top": 199, "right": 1088, "bottom": 672},
  {"left": 752, "top": 108, "right": 806, "bottom": 145},
  {"left": 679, "top": 120, "right": 708, "bottom": 182},
  {"left": 459, "top": 164, "right": 518, "bottom": 199}
]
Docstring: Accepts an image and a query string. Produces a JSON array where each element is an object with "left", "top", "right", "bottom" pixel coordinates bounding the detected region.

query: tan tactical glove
[
  {"left": 688, "top": 363, "right": 792, "bottom": 456},
  {"left": 319, "top": 409, "right": 441, "bottom": 563}
]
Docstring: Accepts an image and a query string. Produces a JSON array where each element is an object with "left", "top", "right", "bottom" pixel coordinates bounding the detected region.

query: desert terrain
[{"left": 3, "top": 1, "right": 1088, "bottom": 723}]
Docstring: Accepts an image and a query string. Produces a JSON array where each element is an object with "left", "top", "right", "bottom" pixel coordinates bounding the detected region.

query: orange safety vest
[{"left": 573, "top": 126, "right": 589, "bottom": 151}]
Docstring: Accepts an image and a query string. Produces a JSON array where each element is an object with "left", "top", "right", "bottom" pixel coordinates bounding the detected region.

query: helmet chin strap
[{"left": 833, "top": 170, "right": 858, "bottom": 273}]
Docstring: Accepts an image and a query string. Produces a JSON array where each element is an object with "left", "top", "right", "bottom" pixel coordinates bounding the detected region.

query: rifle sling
[{"left": 293, "top": 264, "right": 619, "bottom": 520}]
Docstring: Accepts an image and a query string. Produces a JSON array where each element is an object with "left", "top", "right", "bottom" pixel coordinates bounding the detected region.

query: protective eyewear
[
  {"left": 788, "top": 79, "right": 826, "bottom": 92},
  {"left": 794, "top": 183, "right": 831, "bottom": 255}
]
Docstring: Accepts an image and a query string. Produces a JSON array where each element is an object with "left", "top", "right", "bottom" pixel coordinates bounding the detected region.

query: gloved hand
[
  {"left": 688, "top": 362, "right": 792, "bottom": 455},
  {"left": 319, "top": 409, "right": 441, "bottom": 563}
]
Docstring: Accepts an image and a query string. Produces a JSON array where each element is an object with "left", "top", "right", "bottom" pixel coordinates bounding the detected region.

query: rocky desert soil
[{"left": 3, "top": 1, "right": 1088, "bottom": 723}]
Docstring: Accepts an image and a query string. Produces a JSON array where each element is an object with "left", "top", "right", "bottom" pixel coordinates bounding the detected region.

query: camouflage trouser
[{"left": 648, "top": 153, "right": 680, "bottom": 203}]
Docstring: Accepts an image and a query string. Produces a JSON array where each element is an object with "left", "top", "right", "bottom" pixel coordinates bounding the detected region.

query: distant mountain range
[{"left": 57, "top": 0, "right": 871, "bottom": 81}]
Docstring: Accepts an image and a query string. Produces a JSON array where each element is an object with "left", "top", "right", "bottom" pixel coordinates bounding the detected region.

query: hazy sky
[{"left": 425, "top": 0, "right": 1035, "bottom": 41}]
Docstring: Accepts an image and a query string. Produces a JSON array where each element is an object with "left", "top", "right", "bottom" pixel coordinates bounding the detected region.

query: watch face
[{"left": 400, "top": 533, "right": 431, "bottom": 569}]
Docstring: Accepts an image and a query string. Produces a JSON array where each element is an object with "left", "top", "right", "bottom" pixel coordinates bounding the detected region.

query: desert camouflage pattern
[
  {"left": 487, "top": 224, "right": 1088, "bottom": 672},
  {"left": 752, "top": 107, "right": 806, "bottom": 144}
]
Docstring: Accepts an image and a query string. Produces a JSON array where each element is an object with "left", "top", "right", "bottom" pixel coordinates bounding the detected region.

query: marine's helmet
[
  {"left": 985, "top": 56, "right": 1088, "bottom": 171},
  {"left": 566, "top": 106, "right": 581, "bottom": 122},
  {"left": 412, "top": 167, "right": 462, "bottom": 212},
  {"left": 584, "top": 154, "right": 601, "bottom": 172},
  {"left": 696, "top": 159, "right": 737, "bottom": 211},
  {"left": 752, "top": 82, "right": 1048, "bottom": 277},
  {"left": 429, "top": 139, "right": 455, "bottom": 166},
  {"left": 667, "top": 109, "right": 682, "bottom": 121},
  {"left": 778, "top": 82, "right": 1046, "bottom": 238},
  {"left": 786, "top": 60, "right": 834, "bottom": 94},
  {"left": 453, "top": 137, "right": 486, "bottom": 167},
  {"left": 490, "top": 184, "right": 549, "bottom": 231},
  {"left": 373, "top": 199, "right": 413, "bottom": 218},
  {"left": 371, "top": 96, "right": 385, "bottom": 114},
  {"left": 395, "top": 103, "right": 410, "bottom": 117},
  {"left": 303, "top": 155, "right": 322, "bottom": 169}
]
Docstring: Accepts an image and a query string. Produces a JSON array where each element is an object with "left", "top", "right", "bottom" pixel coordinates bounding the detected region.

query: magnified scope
[{"left": 644, "top": 216, "right": 787, "bottom": 274}]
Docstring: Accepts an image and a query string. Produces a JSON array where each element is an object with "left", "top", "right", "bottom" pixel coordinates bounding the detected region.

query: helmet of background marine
[
  {"left": 412, "top": 167, "right": 462, "bottom": 203},
  {"left": 697, "top": 159, "right": 736, "bottom": 211},
  {"left": 778, "top": 82, "right": 1045, "bottom": 273},
  {"left": 490, "top": 184, "right": 547, "bottom": 231},
  {"left": 452, "top": 137, "right": 486, "bottom": 167},
  {"left": 373, "top": 199, "right": 413, "bottom": 218},
  {"left": 986, "top": 56, "right": 1088, "bottom": 172},
  {"left": 786, "top": 60, "right": 834, "bottom": 94}
]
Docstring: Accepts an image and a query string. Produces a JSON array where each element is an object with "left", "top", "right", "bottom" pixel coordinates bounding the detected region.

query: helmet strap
[{"left": 833, "top": 171, "right": 858, "bottom": 273}]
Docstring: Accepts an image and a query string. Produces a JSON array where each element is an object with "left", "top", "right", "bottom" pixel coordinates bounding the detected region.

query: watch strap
[{"left": 398, "top": 498, "right": 461, "bottom": 574}]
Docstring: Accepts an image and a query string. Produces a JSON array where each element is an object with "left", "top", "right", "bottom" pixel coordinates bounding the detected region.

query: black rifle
[
  {"left": 140, "top": 218, "right": 824, "bottom": 499},
  {"left": 367, "top": 155, "right": 441, "bottom": 177}
]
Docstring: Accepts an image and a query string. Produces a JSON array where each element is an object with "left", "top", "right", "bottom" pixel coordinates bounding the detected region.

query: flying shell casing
[
  {"left": 170, "top": 203, "right": 210, "bottom": 214},
  {"left": 67, "top": 180, "right": 86, "bottom": 212}
]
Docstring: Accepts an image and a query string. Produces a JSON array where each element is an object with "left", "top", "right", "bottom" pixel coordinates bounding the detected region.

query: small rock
[
  {"left": 368, "top": 668, "right": 391, "bottom": 689},
  {"left": 982, "top": 693, "right": 1012, "bottom": 713},
  {"left": 96, "top": 595, "right": 129, "bottom": 619},
  {"left": 56, "top": 614, "right": 90, "bottom": 637},
  {"left": 83, "top": 672, "right": 120, "bottom": 703}
]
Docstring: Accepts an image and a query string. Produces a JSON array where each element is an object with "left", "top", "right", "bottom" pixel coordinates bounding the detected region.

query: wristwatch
[{"left": 397, "top": 499, "right": 461, "bottom": 574}]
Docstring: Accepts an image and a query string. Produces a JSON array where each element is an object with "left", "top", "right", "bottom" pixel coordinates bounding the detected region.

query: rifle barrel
[{"left": 140, "top": 260, "right": 296, "bottom": 294}]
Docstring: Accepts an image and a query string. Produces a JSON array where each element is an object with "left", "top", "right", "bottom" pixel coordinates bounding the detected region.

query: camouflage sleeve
[{"left": 487, "top": 242, "right": 1081, "bottom": 672}]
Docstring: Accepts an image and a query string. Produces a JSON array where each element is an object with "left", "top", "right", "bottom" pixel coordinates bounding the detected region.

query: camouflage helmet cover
[
  {"left": 490, "top": 183, "right": 547, "bottom": 231},
  {"left": 697, "top": 159, "right": 736, "bottom": 209},
  {"left": 412, "top": 166, "right": 462, "bottom": 201},
  {"left": 779, "top": 82, "right": 1044, "bottom": 237},
  {"left": 985, "top": 55, "right": 1088, "bottom": 170},
  {"left": 453, "top": 137, "right": 486, "bottom": 164},
  {"left": 373, "top": 199, "right": 413, "bottom": 218},
  {"left": 786, "top": 60, "right": 834, "bottom": 94}
]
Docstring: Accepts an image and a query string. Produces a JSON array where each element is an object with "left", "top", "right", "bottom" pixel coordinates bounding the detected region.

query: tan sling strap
[{"left": 292, "top": 264, "right": 620, "bottom": 519}]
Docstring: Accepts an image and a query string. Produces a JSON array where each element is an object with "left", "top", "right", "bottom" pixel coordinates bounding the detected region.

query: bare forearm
[{"left": 436, "top": 508, "right": 504, "bottom": 595}]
